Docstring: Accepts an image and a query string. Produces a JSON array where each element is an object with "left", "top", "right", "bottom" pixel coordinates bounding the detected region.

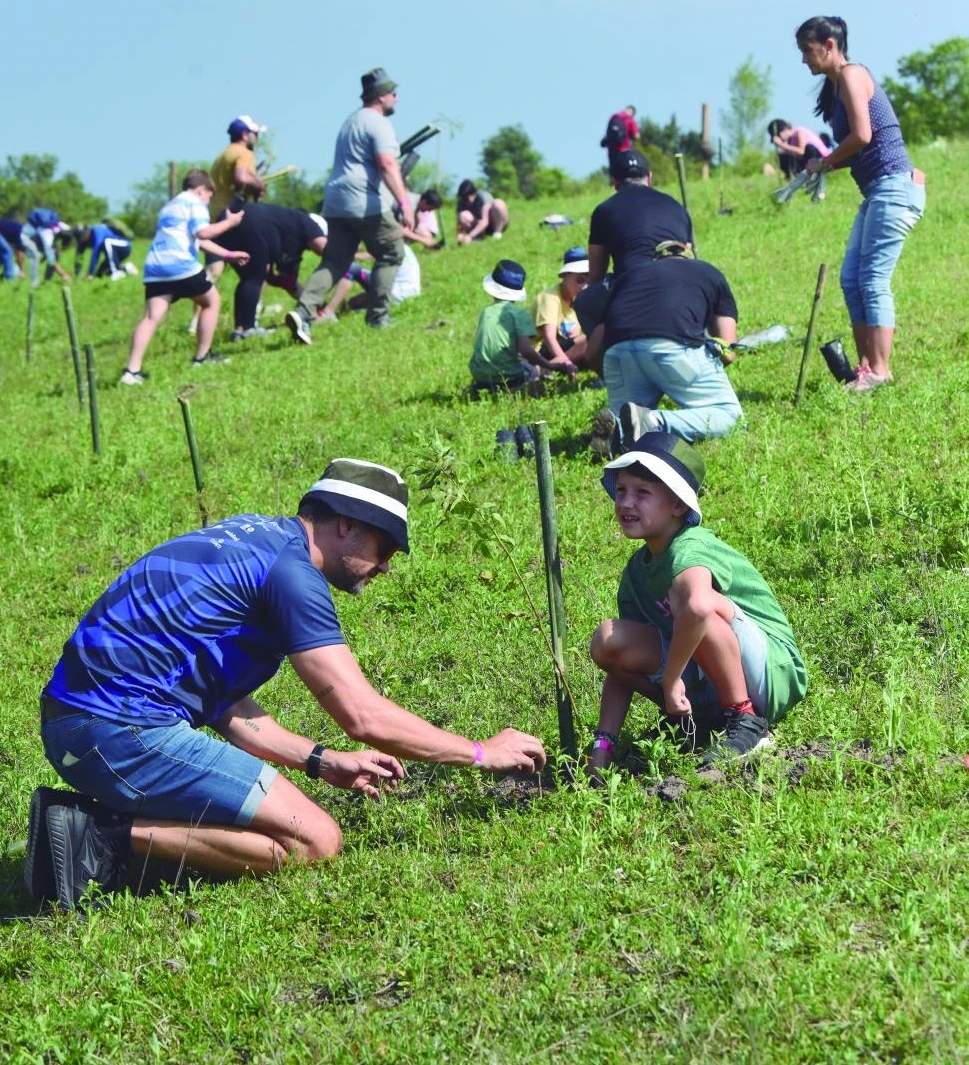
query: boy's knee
[{"left": 590, "top": 620, "right": 619, "bottom": 668}]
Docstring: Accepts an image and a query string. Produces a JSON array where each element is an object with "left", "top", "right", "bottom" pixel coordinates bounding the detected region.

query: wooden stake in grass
[
  {"left": 794, "top": 263, "right": 828, "bottom": 406},
  {"left": 178, "top": 390, "right": 209, "bottom": 525},
  {"left": 62, "top": 287, "right": 85, "bottom": 409},
  {"left": 84, "top": 343, "right": 101, "bottom": 454},
  {"left": 532, "top": 420, "right": 577, "bottom": 761},
  {"left": 26, "top": 290, "right": 35, "bottom": 362},
  {"left": 674, "top": 152, "right": 698, "bottom": 256}
]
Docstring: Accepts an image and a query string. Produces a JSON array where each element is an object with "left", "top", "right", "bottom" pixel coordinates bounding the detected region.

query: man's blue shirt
[{"left": 45, "top": 515, "right": 344, "bottom": 727}]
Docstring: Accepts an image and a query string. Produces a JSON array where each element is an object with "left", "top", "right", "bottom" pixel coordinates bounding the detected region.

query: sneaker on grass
[
  {"left": 229, "top": 325, "right": 276, "bottom": 341},
  {"left": 119, "top": 369, "right": 149, "bottom": 386},
  {"left": 192, "top": 351, "right": 230, "bottom": 367},
  {"left": 619, "top": 402, "right": 662, "bottom": 443},
  {"left": 37, "top": 788, "right": 132, "bottom": 910},
  {"left": 25, "top": 787, "right": 59, "bottom": 903},
  {"left": 285, "top": 310, "right": 312, "bottom": 345},
  {"left": 700, "top": 707, "right": 773, "bottom": 767}
]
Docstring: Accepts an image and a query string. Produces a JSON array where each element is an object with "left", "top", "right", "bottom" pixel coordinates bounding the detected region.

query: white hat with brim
[
  {"left": 235, "top": 114, "right": 267, "bottom": 133},
  {"left": 482, "top": 272, "right": 527, "bottom": 302},
  {"left": 559, "top": 258, "right": 590, "bottom": 276},
  {"left": 601, "top": 435, "right": 705, "bottom": 527}
]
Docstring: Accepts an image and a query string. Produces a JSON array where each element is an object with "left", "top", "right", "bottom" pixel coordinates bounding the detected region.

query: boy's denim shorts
[
  {"left": 647, "top": 604, "right": 770, "bottom": 718},
  {"left": 40, "top": 698, "right": 277, "bottom": 826}
]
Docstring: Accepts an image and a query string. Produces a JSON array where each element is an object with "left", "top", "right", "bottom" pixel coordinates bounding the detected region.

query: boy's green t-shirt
[
  {"left": 617, "top": 525, "right": 807, "bottom": 721},
  {"left": 469, "top": 301, "right": 536, "bottom": 384}
]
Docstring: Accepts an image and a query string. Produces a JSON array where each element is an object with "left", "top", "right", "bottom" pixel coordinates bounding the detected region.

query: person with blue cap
[
  {"left": 469, "top": 259, "right": 578, "bottom": 397},
  {"left": 532, "top": 246, "right": 594, "bottom": 372},
  {"left": 25, "top": 458, "right": 547, "bottom": 910},
  {"left": 587, "top": 432, "right": 807, "bottom": 775}
]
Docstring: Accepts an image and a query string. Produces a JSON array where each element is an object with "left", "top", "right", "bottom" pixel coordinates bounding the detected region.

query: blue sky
[{"left": 5, "top": 0, "right": 961, "bottom": 211}]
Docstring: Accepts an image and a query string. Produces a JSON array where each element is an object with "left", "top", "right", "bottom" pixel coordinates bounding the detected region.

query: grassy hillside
[{"left": 0, "top": 140, "right": 967, "bottom": 1063}]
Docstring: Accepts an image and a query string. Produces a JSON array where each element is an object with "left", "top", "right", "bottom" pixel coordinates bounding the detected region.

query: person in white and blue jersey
[
  {"left": 119, "top": 169, "right": 251, "bottom": 385},
  {"left": 25, "top": 459, "right": 547, "bottom": 910}
]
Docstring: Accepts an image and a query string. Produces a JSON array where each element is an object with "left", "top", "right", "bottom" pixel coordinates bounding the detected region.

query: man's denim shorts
[{"left": 40, "top": 698, "right": 277, "bottom": 826}]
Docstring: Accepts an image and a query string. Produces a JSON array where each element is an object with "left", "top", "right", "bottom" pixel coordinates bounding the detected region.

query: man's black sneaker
[
  {"left": 700, "top": 708, "right": 773, "bottom": 767},
  {"left": 590, "top": 408, "right": 620, "bottom": 462},
  {"left": 285, "top": 310, "right": 312, "bottom": 345},
  {"left": 367, "top": 315, "right": 393, "bottom": 329},
  {"left": 514, "top": 424, "right": 536, "bottom": 458},
  {"left": 45, "top": 792, "right": 133, "bottom": 910},
  {"left": 24, "top": 786, "right": 64, "bottom": 903}
]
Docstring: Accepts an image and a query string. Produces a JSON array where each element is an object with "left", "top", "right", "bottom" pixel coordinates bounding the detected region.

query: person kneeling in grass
[
  {"left": 119, "top": 169, "right": 250, "bottom": 385},
  {"left": 26, "top": 459, "right": 546, "bottom": 910},
  {"left": 469, "top": 260, "right": 577, "bottom": 398},
  {"left": 533, "top": 246, "right": 600, "bottom": 376},
  {"left": 588, "top": 432, "right": 806, "bottom": 774}
]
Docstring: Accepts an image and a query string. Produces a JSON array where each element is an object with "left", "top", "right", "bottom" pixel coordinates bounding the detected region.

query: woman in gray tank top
[{"left": 795, "top": 16, "right": 925, "bottom": 392}]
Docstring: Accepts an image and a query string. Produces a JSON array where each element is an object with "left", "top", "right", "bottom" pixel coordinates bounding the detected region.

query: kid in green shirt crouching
[
  {"left": 588, "top": 431, "right": 807, "bottom": 771},
  {"left": 469, "top": 260, "right": 577, "bottom": 398}
]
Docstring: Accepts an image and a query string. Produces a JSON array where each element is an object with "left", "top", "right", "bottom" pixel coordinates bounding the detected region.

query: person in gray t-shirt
[{"left": 286, "top": 67, "right": 415, "bottom": 337}]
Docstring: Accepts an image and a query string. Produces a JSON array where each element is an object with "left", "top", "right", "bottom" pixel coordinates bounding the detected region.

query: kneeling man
[{"left": 28, "top": 459, "right": 546, "bottom": 909}]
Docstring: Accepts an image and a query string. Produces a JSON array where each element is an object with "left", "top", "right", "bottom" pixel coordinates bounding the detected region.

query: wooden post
[
  {"left": 62, "top": 287, "right": 85, "bottom": 408},
  {"left": 794, "top": 264, "right": 828, "bottom": 406},
  {"left": 168, "top": 161, "right": 178, "bottom": 199},
  {"left": 532, "top": 420, "right": 576, "bottom": 761},
  {"left": 178, "top": 392, "right": 209, "bottom": 525},
  {"left": 674, "top": 153, "right": 698, "bottom": 257},
  {"left": 84, "top": 343, "right": 101, "bottom": 454},
  {"left": 26, "top": 291, "right": 34, "bottom": 362},
  {"left": 701, "top": 103, "right": 711, "bottom": 180}
]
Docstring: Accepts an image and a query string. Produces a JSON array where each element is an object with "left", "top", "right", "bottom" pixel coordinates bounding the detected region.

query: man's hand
[
  {"left": 320, "top": 749, "right": 405, "bottom": 799},
  {"left": 399, "top": 201, "right": 416, "bottom": 232},
  {"left": 663, "top": 677, "right": 692, "bottom": 717},
  {"left": 224, "top": 208, "right": 245, "bottom": 228},
  {"left": 478, "top": 728, "right": 547, "bottom": 773}
]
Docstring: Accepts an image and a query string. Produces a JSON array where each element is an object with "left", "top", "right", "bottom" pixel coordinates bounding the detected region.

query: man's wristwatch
[{"left": 306, "top": 743, "right": 326, "bottom": 779}]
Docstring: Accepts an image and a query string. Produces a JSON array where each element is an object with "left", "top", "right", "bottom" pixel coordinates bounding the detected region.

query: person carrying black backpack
[{"left": 600, "top": 106, "right": 639, "bottom": 167}]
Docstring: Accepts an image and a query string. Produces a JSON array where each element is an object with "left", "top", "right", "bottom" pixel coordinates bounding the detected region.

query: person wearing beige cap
[{"left": 286, "top": 67, "right": 414, "bottom": 339}]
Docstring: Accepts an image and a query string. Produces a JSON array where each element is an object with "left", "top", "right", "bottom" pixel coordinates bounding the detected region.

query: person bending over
[{"left": 456, "top": 180, "right": 509, "bottom": 243}]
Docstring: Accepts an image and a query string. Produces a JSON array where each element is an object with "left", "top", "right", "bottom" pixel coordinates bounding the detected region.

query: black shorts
[{"left": 144, "top": 271, "right": 212, "bottom": 303}]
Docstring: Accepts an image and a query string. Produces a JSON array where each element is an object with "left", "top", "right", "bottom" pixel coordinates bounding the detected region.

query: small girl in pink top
[{"left": 768, "top": 119, "right": 832, "bottom": 178}]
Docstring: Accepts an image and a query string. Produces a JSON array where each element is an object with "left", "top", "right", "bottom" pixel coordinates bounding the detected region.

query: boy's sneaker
[
  {"left": 619, "top": 402, "right": 662, "bottom": 444},
  {"left": 491, "top": 231, "right": 503, "bottom": 241},
  {"left": 367, "top": 315, "right": 392, "bottom": 329},
  {"left": 285, "top": 310, "right": 312, "bottom": 345},
  {"left": 44, "top": 791, "right": 133, "bottom": 910},
  {"left": 700, "top": 708, "right": 773, "bottom": 767},
  {"left": 119, "top": 369, "right": 148, "bottom": 386},
  {"left": 590, "top": 408, "right": 620, "bottom": 462},
  {"left": 123, "top": 262, "right": 139, "bottom": 277},
  {"left": 25, "top": 787, "right": 61, "bottom": 903},
  {"left": 514, "top": 424, "right": 536, "bottom": 458}
]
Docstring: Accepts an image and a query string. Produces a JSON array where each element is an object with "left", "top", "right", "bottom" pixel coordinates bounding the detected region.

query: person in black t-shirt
[
  {"left": 588, "top": 244, "right": 743, "bottom": 453},
  {"left": 218, "top": 202, "right": 329, "bottom": 339},
  {"left": 588, "top": 151, "right": 693, "bottom": 282}
]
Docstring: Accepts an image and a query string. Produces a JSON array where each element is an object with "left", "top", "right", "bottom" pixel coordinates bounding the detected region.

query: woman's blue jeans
[{"left": 840, "top": 172, "right": 925, "bottom": 328}]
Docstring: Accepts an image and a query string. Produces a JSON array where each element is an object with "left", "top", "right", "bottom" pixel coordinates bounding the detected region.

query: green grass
[{"left": 1, "top": 142, "right": 968, "bottom": 1064}]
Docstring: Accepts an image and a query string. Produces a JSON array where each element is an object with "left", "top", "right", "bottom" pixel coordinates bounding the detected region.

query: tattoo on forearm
[
  {"left": 244, "top": 714, "right": 261, "bottom": 732},
  {"left": 319, "top": 685, "right": 334, "bottom": 699}
]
